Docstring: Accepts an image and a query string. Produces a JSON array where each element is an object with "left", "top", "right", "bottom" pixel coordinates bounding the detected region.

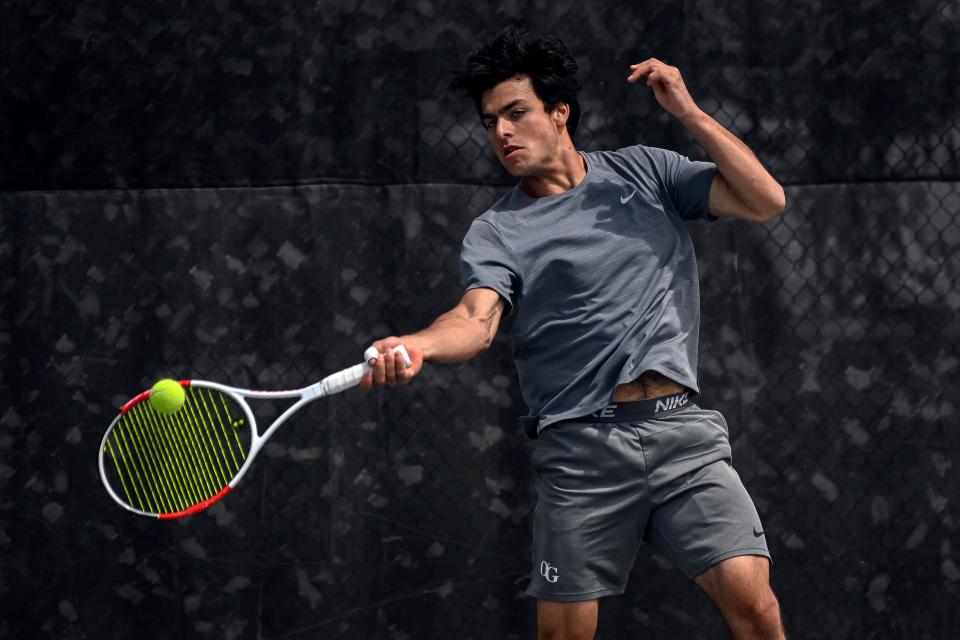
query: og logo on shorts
[{"left": 540, "top": 561, "right": 560, "bottom": 583}]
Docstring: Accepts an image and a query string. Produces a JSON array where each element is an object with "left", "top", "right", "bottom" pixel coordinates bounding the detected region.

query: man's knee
[{"left": 737, "top": 590, "right": 784, "bottom": 637}]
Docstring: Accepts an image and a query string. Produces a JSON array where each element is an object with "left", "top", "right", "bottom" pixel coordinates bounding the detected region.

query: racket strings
[{"left": 104, "top": 387, "right": 249, "bottom": 515}]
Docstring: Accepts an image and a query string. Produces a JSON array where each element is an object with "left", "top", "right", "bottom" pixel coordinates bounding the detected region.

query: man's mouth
[{"left": 503, "top": 146, "right": 523, "bottom": 159}]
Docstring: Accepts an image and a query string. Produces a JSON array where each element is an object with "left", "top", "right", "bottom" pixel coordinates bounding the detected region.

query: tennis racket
[{"left": 99, "top": 345, "right": 411, "bottom": 519}]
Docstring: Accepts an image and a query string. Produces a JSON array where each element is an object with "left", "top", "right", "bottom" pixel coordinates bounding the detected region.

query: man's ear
[{"left": 553, "top": 103, "right": 570, "bottom": 129}]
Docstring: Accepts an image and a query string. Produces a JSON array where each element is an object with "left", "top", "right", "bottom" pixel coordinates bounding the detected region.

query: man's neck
[{"left": 518, "top": 143, "right": 587, "bottom": 198}]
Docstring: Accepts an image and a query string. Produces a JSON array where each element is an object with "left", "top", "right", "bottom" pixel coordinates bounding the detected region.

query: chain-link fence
[{"left": 2, "top": 2, "right": 960, "bottom": 639}]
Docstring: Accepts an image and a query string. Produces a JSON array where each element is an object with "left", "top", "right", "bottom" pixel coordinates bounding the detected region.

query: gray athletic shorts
[{"left": 526, "top": 397, "right": 770, "bottom": 602}]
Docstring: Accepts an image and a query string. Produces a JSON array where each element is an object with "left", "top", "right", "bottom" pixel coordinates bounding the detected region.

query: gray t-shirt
[{"left": 460, "top": 144, "right": 718, "bottom": 435}]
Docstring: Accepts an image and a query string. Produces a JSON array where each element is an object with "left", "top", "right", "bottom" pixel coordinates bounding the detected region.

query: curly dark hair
[{"left": 450, "top": 27, "right": 581, "bottom": 136}]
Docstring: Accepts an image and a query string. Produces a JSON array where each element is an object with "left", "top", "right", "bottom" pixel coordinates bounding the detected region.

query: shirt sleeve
[
  {"left": 650, "top": 148, "right": 717, "bottom": 221},
  {"left": 459, "top": 219, "right": 519, "bottom": 311},
  {"left": 627, "top": 145, "right": 718, "bottom": 222}
]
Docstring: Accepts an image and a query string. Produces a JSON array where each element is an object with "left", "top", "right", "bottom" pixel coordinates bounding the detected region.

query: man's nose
[{"left": 496, "top": 119, "right": 513, "bottom": 139}]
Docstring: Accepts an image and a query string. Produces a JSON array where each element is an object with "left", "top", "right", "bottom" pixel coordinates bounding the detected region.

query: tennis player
[{"left": 363, "top": 27, "right": 787, "bottom": 639}]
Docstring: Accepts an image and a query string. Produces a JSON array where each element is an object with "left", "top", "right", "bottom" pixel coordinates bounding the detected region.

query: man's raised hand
[{"left": 627, "top": 58, "right": 702, "bottom": 121}]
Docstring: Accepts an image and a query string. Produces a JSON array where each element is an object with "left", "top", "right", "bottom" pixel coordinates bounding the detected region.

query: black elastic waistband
[
  {"left": 520, "top": 391, "right": 692, "bottom": 438},
  {"left": 577, "top": 391, "right": 691, "bottom": 422}
]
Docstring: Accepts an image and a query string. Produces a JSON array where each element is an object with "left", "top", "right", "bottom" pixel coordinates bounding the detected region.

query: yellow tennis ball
[{"left": 150, "top": 378, "right": 185, "bottom": 415}]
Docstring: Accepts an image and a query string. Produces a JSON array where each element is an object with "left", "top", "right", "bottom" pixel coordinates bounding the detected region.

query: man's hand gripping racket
[{"left": 99, "top": 345, "right": 412, "bottom": 519}]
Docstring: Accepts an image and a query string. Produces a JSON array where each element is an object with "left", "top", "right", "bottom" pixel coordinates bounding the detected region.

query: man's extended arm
[
  {"left": 361, "top": 287, "right": 506, "bottom": 388},
  {"left": 628, "top": 58, "right": 786, "bottom": 223}
]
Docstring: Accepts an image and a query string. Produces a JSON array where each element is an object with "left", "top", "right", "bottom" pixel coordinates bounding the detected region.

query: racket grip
[
  {"left": 317, "top": 363, "right": 368, "bottom": 396},
  {"left": 311, "top": 346, "right": 413, "bottom": 399}
]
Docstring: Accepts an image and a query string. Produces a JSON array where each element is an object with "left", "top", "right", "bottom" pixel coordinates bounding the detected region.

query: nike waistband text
[{"left": 584, "top": 391, "right": 690, "bottom": 423}]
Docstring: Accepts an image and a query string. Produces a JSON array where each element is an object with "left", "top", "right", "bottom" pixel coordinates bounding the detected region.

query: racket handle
[
  {"left": 317, "top": 363, "right": 368, "bottom": 396},
  {"left": 310, "top": 346, "right": 413, "bottom": 398}
]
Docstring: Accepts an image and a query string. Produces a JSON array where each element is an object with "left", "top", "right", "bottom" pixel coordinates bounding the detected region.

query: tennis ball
[{"left": 150, "top": 378, "right": 185, "bottom": 415}]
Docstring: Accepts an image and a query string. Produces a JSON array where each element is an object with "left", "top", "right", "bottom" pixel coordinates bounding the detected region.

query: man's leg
[
  {"left": 537, "top": 599, "right": 598, "bottom": 640},
  {"left": 528, "top": 423, "right": 649, "bottom": 638},
  {"left": 694, "top": 555, "right": 785, "bottom": 639}
]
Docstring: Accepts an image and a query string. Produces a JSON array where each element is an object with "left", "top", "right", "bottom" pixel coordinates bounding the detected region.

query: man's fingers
[
  {"left": 365, "top": 341, "right": 419, "bottom": 388},
  {"left": 627, "top": 61, "right": 652, "bottom": 82},
  {"left": 360, "top": 371, "right": 373, "bottom": 391},
  {"left": 373, "top": 356, "right": 386, "bottom": 385},
  {"left": 628, "top": 58, "right": 664, "bottom": 73},
  {"left": 392, "top": 350, "right": 408, "bottom": 383},
  {"left": 383, "top": 349, "right": 397, "bottom": 382},
  {"left": 628, "top": 59, "right": 677, "bottom": 83}
]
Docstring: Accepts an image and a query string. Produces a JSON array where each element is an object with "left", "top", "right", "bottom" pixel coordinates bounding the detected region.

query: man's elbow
[
  {"left": 755, "top": 187, "right": 786, "bottom": 223},
  {"left": 475, "top": 330, "right": 496, "bottom": 356}
]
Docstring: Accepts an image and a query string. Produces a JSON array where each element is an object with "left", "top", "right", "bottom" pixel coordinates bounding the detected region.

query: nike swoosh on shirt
[{"left": 620, "top": 191, "right": 637, "bottom": 204}]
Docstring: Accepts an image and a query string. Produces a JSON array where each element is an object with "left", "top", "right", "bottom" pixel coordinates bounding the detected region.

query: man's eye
[
  {"left": 512, "top": 110, "right": 525, "bottom": 119},
  {"left": 483, "top": 121, "right": 495, "bottom": 129}
]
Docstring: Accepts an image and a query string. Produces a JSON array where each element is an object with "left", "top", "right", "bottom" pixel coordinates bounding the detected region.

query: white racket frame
[{"left": 99, "top": 346, "right": 410, "bottom": 519}]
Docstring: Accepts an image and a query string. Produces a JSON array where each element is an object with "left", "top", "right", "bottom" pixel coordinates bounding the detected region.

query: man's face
[{"left": 480, "top": 75, "right": 566, "bottom": 177}]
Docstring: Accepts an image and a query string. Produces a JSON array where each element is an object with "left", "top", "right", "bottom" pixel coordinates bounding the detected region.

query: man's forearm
[
  {"left": 403, "top": 310, "right": 497, "bottom": 365},
  {"left": 680, "top": 110, "right": 785, "bottom": 217}
]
